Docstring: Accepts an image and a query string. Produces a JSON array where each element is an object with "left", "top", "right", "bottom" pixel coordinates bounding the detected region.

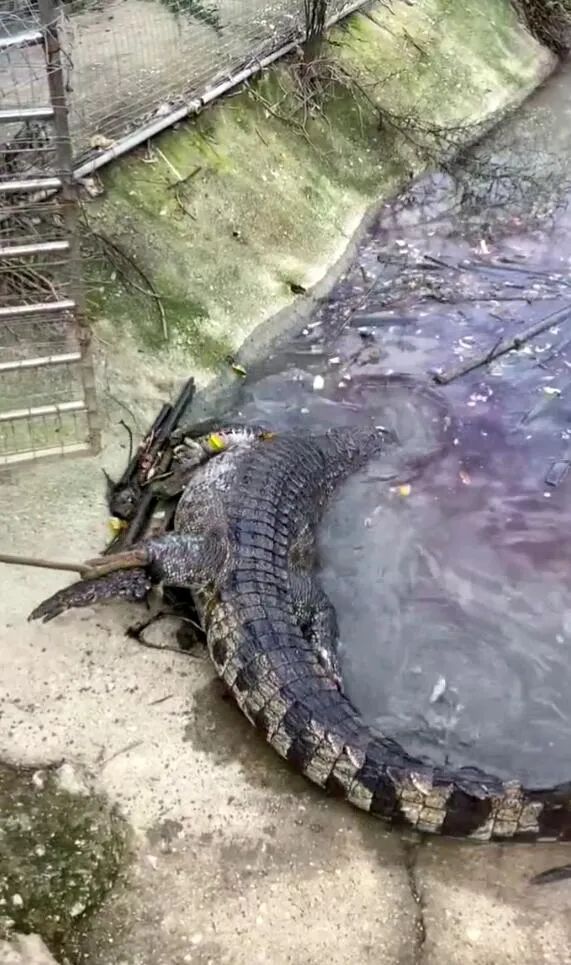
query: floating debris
[
  {"left": 545, "top": 460, "right": 571, "bottom": 488},
  {"left": 390, "top": 483, "right": 411, "bottom": 497},
  {"left": 430, "top": 676, "right": 447, "bottom": 704}
]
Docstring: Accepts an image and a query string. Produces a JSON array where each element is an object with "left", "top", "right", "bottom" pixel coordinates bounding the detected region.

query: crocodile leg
[
  {"left": 84, "top": 531, "right": 227, "bottom": 588},
  {"left": 289, "top": 571, "right": 342, "bottom": 687}
]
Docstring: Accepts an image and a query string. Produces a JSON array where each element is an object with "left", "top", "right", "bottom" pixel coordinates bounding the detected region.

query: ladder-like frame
[{"left": 0, "top": 0, "right": 100, "bottom": 466}]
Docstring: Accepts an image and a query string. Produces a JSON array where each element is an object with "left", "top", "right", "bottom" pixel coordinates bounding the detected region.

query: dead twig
[
  {"left": 433, "top": 303, "right": 571, "bottom": 385},
  {"left": 84, "top": 217, "right": 169, "bottom": 341},
  {"left": 100, "top": 740, "right": 144, "bottom": 768},
  {"left": 166, "top": 164, "right": 202, "bottom": 191}
]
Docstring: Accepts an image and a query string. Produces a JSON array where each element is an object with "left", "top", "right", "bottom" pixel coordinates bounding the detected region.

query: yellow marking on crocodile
[
  {"left": 207, "top": 433, "right": 227, "bottom": 452},
  {"left": 108, "top": 516, "right": 128, "bottom": 535}
]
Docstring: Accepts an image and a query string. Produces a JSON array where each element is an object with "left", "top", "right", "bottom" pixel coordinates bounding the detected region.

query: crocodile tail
[
  {"left": 329, "top": 731, "right": 571, "bottom": 842},
  {"left": 237, "top": 660, "right": 571, "bottom": 842},
  {"left": 524, "top": 782, "right": 571, "bottom": 841}
]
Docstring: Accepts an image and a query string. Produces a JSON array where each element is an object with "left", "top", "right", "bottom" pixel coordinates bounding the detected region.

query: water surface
[{"left": 213, "top": 62, "right": 571, "bottom": 787}]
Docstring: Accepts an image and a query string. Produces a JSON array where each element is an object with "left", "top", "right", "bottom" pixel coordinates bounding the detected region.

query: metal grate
[
  {"left": 0, "top": 0, "right": 100, "bottom": 467},
  {"left": 3, "top": 0, "right": 367, "bottom": 173}
]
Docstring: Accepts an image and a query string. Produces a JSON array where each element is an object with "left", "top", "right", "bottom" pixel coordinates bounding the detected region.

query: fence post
[{"left": 38, "top": 0, "right": 101, "bottom": 455}]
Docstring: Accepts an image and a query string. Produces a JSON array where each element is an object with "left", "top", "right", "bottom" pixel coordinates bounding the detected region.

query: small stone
[{"left": 55, "top": 763, "right": 89, "bottom": 796}]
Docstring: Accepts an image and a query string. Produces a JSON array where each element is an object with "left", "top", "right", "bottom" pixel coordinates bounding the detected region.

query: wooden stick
[
  {"left": 433, "top": 303, "right": 571, "bottom": 386},
  {"left": 0, "top": 552, "right": 89, "bottom": 577}
]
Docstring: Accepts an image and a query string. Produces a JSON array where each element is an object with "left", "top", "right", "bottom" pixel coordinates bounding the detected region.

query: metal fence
[
  {"left": 2, "top": 0, "right": 360, "bottom": 171},
  {"left": 0, "top": 0, "right": 100, "bottom": 466},
  {"left": 0, "top": 0, "right": 364, "bottom": 465}
]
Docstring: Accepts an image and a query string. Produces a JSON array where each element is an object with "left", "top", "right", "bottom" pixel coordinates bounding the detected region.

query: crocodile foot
[{"left": 29, "top": 568, "right": 152, "bottom": 623}]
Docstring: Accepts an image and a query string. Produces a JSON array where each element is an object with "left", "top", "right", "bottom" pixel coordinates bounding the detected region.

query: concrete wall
[{"left": 83, "top": 0, "right": 555, "bottom": 425}]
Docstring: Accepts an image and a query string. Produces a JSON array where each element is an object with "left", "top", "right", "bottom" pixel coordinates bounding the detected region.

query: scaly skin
[{"left": 31, "top": 425, "right": 571, "bottom": 841}]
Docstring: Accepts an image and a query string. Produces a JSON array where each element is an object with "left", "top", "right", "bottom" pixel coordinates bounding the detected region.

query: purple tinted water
[{"left": 223, "top": 64, "right": 571, "bottom": 786}]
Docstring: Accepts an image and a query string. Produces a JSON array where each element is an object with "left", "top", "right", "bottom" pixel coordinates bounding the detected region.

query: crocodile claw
[{"left": 29, "top": 569, "right": 152, "bottom": 623}]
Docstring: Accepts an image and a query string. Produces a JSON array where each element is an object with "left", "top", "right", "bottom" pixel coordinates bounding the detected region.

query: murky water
[{"left": 213, "top": 62, "right": 571, "bottom": 787}]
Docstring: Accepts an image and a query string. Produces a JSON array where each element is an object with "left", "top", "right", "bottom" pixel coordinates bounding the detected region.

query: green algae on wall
[{"left": 84, "top": 0, "right": 554, "bottom": 420}]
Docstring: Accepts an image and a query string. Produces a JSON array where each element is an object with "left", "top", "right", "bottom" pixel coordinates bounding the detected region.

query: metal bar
[
  {"left": 0, "top": 400, "right": 86, "bottom": 423},
  {"left": 0, "top": 30, "right": 43, "bottom": 52},
  {"left": 0, "top": 240, "right": 70, "bottom": 259},
  {"left": 0, "top": 442, "right": 91, "bottom": 467},
  {"left": 0, "top": 107, "right": 54, "bottom": 123},
  {"left": 0, "top": 177, "right": 62, "bottom": 193},
  {"left": 39, "top": 0, "right": 102, "bottom": 456},
  {"left": 73, "top": 0, "right": 372, "bottom": 180},
  {"left": 0, "top": 352, "right": 81, "bottom": 373},
  {"left": 0, "top": 299, "right": 75, "bottom": 319}
]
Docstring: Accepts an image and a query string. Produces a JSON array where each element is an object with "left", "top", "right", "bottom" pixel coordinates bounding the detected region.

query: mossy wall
[{"left": 83, "top": 0, "right": 554, "bottom": 424}]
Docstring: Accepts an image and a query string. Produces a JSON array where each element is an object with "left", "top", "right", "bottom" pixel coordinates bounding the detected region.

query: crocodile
[{"left": 30, "top": 424, "right": 571, "bottom": 841}]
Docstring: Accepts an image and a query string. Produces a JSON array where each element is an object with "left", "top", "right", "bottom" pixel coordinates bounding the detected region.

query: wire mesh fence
[
  {"left": 1, "top": 0, "right": 359, "bottom": 168},
  {"left": 0, "top": 0, "right": 362, "bottom": 464},
  {"left": 0, "top": 0, "right": 100, "bottom": 466}
]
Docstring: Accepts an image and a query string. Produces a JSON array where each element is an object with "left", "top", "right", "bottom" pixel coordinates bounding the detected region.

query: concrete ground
[{"left": 2, "top": 450, "right": 571, "bottom": 965}]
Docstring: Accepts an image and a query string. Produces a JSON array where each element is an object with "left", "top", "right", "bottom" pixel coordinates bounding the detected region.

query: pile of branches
[{"left": 513, "top": 0, "right": 571, "bottom": 54}]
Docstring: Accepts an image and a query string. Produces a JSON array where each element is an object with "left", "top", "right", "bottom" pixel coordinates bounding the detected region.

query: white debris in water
[
  {"left": 544, "top": 492, "right": 552, "bottom": 498},
  {"left": 430, "top": 676, "right": 447, "bottom": 703},
  {"left": 543, "top": 386, "right": 561, "bottom": 396},
  {"left": 328, "top": 357, "right": 341, "bottom": 365},
  {"left": 312, "top": 375, "right": 324, "bottom": 391},
  {"left": 300, "top": 408, "right": 309, "bottom": 414}
]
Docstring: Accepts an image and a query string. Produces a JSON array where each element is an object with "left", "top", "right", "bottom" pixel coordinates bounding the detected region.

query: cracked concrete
[{"left": 2, "top": 451, "right": 571, "bottom": 963}]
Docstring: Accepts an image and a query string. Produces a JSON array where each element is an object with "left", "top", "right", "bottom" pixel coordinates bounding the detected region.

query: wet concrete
[{"left": 3, "top": 56, "right": 571, "bottom": 965}]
